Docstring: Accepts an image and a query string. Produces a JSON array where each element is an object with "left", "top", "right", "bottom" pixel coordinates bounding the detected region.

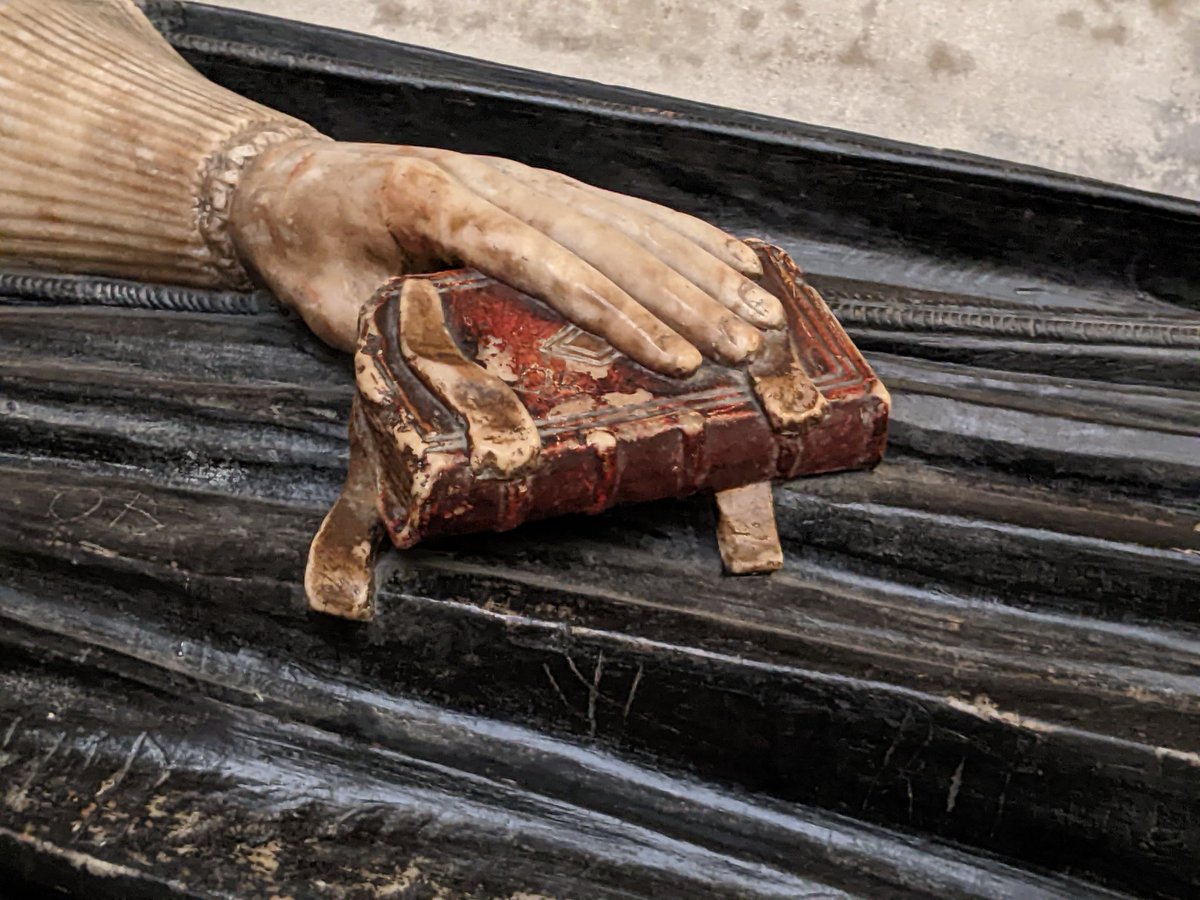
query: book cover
[{"left": 351, "top": 242, "right": 890, "bottom": 549}]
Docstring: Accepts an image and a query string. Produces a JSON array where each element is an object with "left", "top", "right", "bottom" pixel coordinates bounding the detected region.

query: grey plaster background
[{"left": 208, "top": 0, "right": 1200, "bottom": 200}]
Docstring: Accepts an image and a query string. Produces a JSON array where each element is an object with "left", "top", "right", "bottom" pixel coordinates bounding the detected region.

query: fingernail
[
  {"left": 661, "top": 337, "right": 703, "bottom": 375},
  {"left": 657, "top": 331, "right": 700, "bottom": 374},
  {"left": 739, "top": 281, "right": 786, "bottom": 328},
  {"left": 729, "top": 240, "right": 763, "bottom": 277},
  {"left": 719, "top": 318, "right": 763, "bottom": 363}
]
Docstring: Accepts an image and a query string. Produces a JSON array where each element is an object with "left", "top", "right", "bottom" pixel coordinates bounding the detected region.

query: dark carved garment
[{"left": 1, "top": 4, "right": 1198, "bottom": 898}]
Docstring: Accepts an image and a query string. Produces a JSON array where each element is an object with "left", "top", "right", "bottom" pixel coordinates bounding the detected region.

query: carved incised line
[
  {"left": 0, "top": 271, "right": 268, "bottom": 315},
  {"left": 10, "top": 270, "right": 1197, "bottom": 350},
  {"left": 824, "top": 295, "right": 1200, "bottom": 348}
]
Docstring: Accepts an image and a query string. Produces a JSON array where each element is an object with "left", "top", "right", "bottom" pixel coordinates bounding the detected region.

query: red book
[{"left": 307, "top": 242, "right": 890, "bottom": 619}]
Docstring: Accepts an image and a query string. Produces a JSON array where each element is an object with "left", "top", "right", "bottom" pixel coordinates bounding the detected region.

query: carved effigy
[
  {"left": 1, "top": 1, "right": 1198, "bottom": 898},
  {"left": 2, "top": 0, "right": 867, "bottom": 611}
]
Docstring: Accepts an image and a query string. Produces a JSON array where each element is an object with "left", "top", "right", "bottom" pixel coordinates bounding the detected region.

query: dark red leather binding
[{"left": 351, "top": 242, "right": 890, "bottom": 549}]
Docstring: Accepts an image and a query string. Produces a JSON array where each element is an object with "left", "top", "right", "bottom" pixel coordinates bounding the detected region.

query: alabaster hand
[{"left": 230, "top": 139, "right": 785, "bottom": 376}]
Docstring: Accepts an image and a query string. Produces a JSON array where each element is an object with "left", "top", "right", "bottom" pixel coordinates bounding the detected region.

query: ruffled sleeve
[{"left": 0, "top": 0, "right": 326, "bottom": 288}]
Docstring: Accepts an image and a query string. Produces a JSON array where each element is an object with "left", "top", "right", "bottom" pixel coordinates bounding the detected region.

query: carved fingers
[
  {"left": 381, "top": 156, "right": 703, "bottom": 376},
  {"left": 478, "top": 156, "right": 783, "bottom": 328},
  {"left": 402, "top": 150, "right": 764, "bottom": 367},
  {"left": 578, "top": 186, "right": 764, "bottom": 280},
  {"left": 475, "top": 157, "right": 763, "bottom": 278}
]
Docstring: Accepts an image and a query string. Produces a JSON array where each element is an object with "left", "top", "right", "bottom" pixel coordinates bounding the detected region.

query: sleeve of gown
[{"left": 0, "top": 0, "right": 326, "bottom": 289}]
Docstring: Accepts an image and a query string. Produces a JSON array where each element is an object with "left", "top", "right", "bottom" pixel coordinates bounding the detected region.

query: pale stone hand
[
  {"left": 2, "top": 0, "right": 782, "bottom": 376},
  {"left": 230, "top": 139, "right": 785, "bottom": 377}
]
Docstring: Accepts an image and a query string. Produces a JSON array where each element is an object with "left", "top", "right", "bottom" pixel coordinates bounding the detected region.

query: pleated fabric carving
[{"left": 0, "top": 0, "right": 320, "bottom": 288}]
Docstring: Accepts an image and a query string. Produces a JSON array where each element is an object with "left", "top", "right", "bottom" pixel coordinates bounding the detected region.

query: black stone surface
[{"left": 1, "top": 2, "right": 1197, "bottom": 897}]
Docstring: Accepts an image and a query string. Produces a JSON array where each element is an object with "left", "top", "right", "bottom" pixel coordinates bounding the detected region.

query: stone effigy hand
[
  {"left": 1, "top": 0, "right": 782, "bottom": 381},
  {"left": 230, "top": 140, "right": 783, "bottom": 376}
]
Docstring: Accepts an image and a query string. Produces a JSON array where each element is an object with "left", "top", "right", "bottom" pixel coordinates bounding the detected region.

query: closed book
[{"left": 351, "top": 242, "right": 889, "bottom": 549}]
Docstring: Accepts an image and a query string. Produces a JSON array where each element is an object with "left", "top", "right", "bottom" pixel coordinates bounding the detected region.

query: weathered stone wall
[{"left": 208, "top": 0, "right": 1199, "bottom": 200}]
